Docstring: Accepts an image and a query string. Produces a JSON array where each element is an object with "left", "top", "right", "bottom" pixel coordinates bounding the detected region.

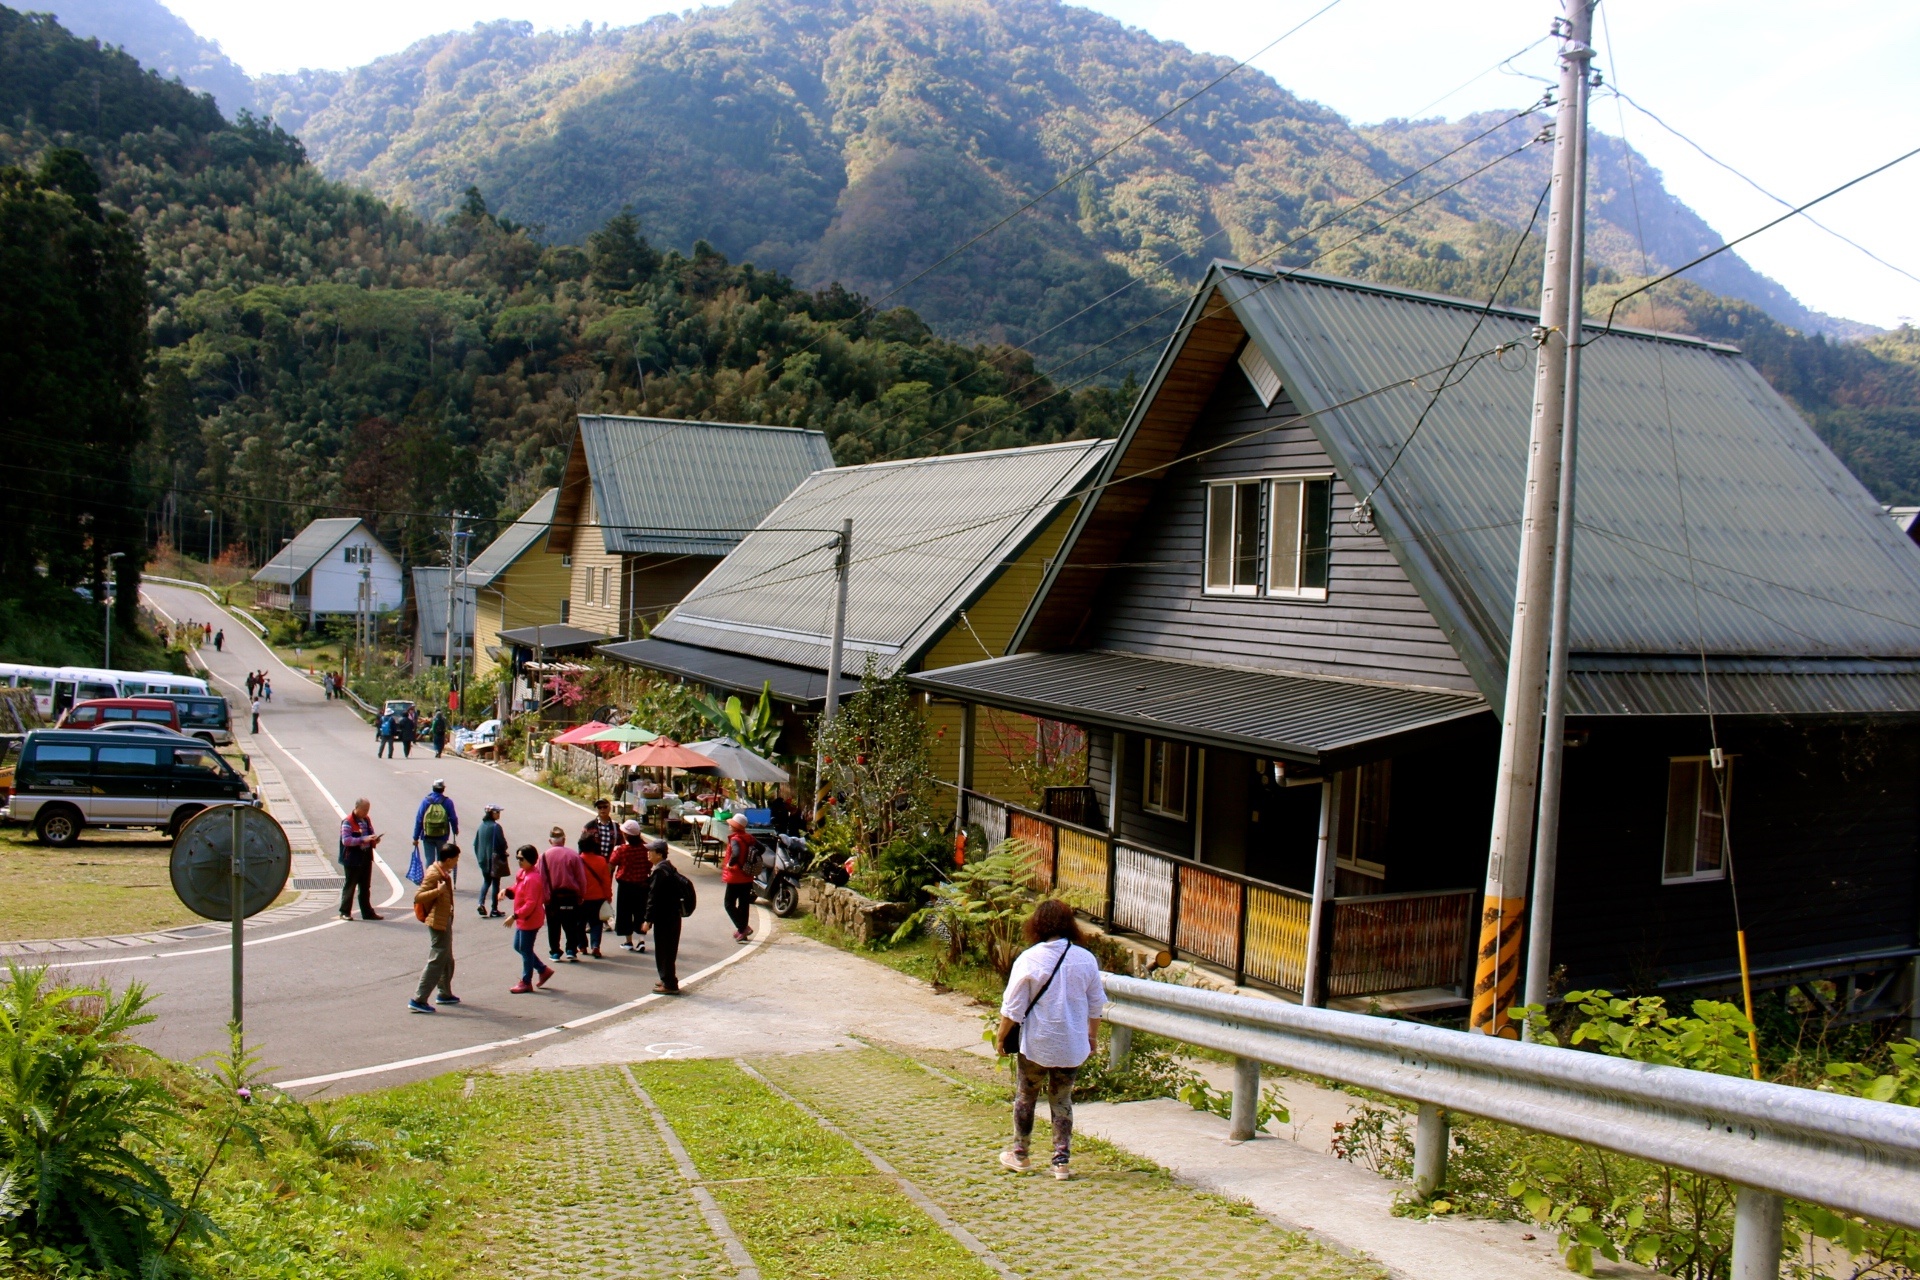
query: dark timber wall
[{"left": 1086, "top": 366, "right": 1478, "bottom": 692}]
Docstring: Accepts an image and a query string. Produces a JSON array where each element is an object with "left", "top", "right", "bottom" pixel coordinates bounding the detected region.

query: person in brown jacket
[{"left": 408, "top": 843, "right": 462, "bottom": 1013}]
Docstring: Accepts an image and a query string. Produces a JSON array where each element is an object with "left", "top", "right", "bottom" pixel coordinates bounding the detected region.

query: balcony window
[
  {"left": 1664, "top": 757, "right": 1731, "bottom": 883},
  {"left": 1143, "top": 737, "right": 1190, "bottom": 819}
]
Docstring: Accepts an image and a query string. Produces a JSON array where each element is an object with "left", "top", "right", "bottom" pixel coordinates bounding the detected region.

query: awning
[
  {"left": 598, "top": 638, "right": 860, "bottom": 708},
  {"left": 907, "top": 650, "right": 1488, "bottom": 766},
  {"left": 497, "top": 624, "right": 615, "bottom": 652}
]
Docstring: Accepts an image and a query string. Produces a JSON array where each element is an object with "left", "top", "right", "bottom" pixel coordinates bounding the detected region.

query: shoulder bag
[{"left": 1003, "top": 942, "right": 1072, "bottom": 1058}]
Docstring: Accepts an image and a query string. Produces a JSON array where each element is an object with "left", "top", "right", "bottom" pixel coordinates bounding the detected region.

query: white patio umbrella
[{"left": 682, "top": 736, "right": 789, "bottom": 784}]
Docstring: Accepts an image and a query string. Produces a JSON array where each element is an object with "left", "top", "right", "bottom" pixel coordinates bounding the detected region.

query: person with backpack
[
  {"left": 642, "top": 838, "right": 692, "bottom": 995},
  {"left": 537, "top": 827, "right": 588, "bottom": 962},
  {"left": 429, "top": 708, "right": 449, "bottom": 758},
  {"left": 412, "top": 780, "right": 460, "bottom": 866},
  {"left": 994, "top": 899, "right": 1107, "bottom": 1181},
  {"left": 720, "top": 813, "right": 758, "bottom": 943},
  {"left": 474, "top": 805, "right": 508, "bottom": 917},
  {"left": 502, "top": 845, "right": 554, "bottom": 993},
  {"left": 407, "top": 842, "right": 463, "bottom": 1014},
  {"left": 377, "top": 711, "right": 396, "bottom": 758},
  {"left": 610, "top": 819, "right": 651, "bottom": 952}
]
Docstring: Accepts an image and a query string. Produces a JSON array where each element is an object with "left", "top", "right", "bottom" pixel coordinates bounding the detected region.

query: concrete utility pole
[
  {"left": 443, "top": 513, "right": 472, "bottom": 698},
  {"left": 204, "top": 510, "right": 214, "bottom": 565},
  {"left": 102, "top": 552, "right": 124, "bottom": 667},
  {"left": 814, "top": 519, "right": 853, "bottom": 809},
  {"left": 1524, "top": 7, "right": 1596, "bottom": 1036},
  {"left": 1471, "top": 0, "right": 1593, "bottom": 1037}
]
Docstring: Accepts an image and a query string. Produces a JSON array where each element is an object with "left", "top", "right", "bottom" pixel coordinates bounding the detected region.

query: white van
[{"left": 0, "top": 665, "right": 210, "bottom": 719}]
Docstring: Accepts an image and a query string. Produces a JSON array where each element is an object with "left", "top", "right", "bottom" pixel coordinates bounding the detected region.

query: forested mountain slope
[
  {"left": 257, "top": 0, "right": 1867, "bottom": 364},
  {"left": 33, "top": 0, "right": 255, "bottom": 116}
]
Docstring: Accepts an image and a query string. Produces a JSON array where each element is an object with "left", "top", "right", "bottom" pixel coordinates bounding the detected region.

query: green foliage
[
  {"left": 1177, "top": 1077, "right": 1291, "bottom": 1131},
  {"left": 693, "top": 681, "right": 782, "bottom": 758},
  {"left": 0, "top": 966, "right": 200, "bottom": 1275},
  {"left": 1824, "top": 1037, "right": 1920, "bottom": 1106},
  {"left": 1071, "top": 1033, "right": 1204, "bottom": 1105},
  {"left": 816, "top": 660, "right": 941, "bottom": 868},
  {"left": 1517, "top": 989, "right": 1756, "bottom": 1077},
  {"left": 892, "top": 841, "right": 1032, "bottom": 976}
]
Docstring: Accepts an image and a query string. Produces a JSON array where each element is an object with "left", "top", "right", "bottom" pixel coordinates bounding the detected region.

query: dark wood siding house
[{"left": 910, "top": 265, "right": 1920, "bottom": 1022}]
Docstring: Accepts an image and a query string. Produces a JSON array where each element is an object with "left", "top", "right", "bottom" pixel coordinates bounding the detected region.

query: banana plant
[{"left": 694, "top": 680, "right": 782, "bottom": 757}]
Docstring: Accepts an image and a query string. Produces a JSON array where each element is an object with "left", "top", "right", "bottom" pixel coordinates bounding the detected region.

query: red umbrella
[
  {"left": 549, "top": 720, "right": 620, "bottom": 756},
  {"left": 610, "top": 738, "right": 719, "bottom": 770}
]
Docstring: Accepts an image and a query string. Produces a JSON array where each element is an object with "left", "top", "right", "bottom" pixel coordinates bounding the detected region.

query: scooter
[{"left": 752, "top": 832, "right": 811, "bottom": 917}]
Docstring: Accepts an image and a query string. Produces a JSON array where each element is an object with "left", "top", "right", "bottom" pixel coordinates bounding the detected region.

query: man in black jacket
[
  {"left": 643, "top": 839, "right": 690, "bottom": 994},
  {"left": 579, "top": 797, "right": 619, "bottom": 858}
]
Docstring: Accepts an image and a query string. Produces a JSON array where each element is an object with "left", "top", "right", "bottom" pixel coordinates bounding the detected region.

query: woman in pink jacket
[{"left": 503, "top": 846, "right": 555, "bottom": 993}]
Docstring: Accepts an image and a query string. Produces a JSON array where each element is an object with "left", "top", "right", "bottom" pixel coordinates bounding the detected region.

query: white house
[{"left": 253, "top": 518, "right": 404, "bottom": 624}]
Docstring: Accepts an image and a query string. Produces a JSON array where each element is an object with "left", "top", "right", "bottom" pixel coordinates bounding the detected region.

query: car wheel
[
  {"left": 34, "top": 807, "right": 82, "bottom": 847},
  {"left": 195, "top": 733, "right": 216, "bottom": 747},
  {"left": 165, "top": 805, "right": 204, "bottom": 839},
  {"left": 771, "top": 881, "right": 800, "bottom": 918}
]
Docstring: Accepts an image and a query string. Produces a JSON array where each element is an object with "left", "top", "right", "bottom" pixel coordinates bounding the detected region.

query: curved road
[{"left": 78, "top": 584, "right": 752, "bottom": 1093}]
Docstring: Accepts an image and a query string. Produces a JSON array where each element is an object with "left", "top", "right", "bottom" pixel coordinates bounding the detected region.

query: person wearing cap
[
  {"left": 720, "top": 813, "right": 758, "bottom": 943},
  {"left": 643, "top": 838, "right": 690, "bottom": 993},
  {"left": 538, "top": 827, "right": 588, "bottom": 962},
  {"left": 413, "top": 780, "right": 461, "bottom": 867},
  {"left": 474, "top": 805, "right": 508, "bottom": 918},
  {"left": 610, "top": 818, "right": 652, "bottom": 951},
  {"left": 579, "top": 797, "right": 619, "bottom": 860},
  {"left": 578, "top": 827, "right": 615, "bottom": 959}
]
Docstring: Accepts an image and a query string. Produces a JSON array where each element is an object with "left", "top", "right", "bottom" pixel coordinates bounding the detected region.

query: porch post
[
  {"left": 1193, "top": 748, "right": 1207, "bottom": 861},
  {"left": 1301, "top": 778, "right": 1335, "bottom": 1007},
  {"left": 1106, "top": 730, "right": 1123, "bottom": 835},
  {"left": 958, "top": 702, "right": 976, "bottom": 792}
]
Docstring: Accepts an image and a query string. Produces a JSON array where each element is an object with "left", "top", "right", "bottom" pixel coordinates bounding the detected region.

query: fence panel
[
  {"left": 1055, "top": 827, "right": 1110, "bottom": 917},
  {"left": 960, "top": 792, "right": 1008, "bottom": 848},
  {"left": 1242, "top": 883, "right": 1312, "bottom": 993},
  {"left": 1009, "top": 811, "right": 1056, "bottom": 891},
  {"left": 1112, "top": 845, "right": 1174, "bottom": 943},
  {"left": 1175, "top": 863, "right": 1243, "bottom": 970},
  {"left": 1328, "top": 890, "right": 1475, "bottom": 998}
]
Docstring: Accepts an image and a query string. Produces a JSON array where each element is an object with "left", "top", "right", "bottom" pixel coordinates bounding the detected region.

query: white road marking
[
  {"left": 644, "top": 1042, "right": 705, "bottom": 1058},
  {"left": 47, "top": 916, "right": 351, "bottom": 968},
  {"left": 273, "top": 906, "right": 773, "bottom": 1090}
]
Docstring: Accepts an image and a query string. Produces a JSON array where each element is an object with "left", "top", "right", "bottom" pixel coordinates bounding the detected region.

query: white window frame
[
  {"left": 1142, "top": 737, "right": 1190, "bottom": 819},
  {"left": 1662, "top": 756, "right": 1732, "bottom": 884},
  {"left": 1203, "top": 480, "right": 1263, "bottom": 596},
  {"left": 1267, "top": 472, "right": 1333, "bottom": 600}
]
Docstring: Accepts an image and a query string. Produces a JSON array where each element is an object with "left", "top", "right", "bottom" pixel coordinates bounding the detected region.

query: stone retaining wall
[{"left": 808, "top": 881, "right": 911, "bottom": 945}]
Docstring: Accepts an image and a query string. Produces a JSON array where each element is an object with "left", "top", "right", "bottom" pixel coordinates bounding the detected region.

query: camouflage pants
[{"left": 1011, "top": 1055, "right": 1078, "bottom": 1165}]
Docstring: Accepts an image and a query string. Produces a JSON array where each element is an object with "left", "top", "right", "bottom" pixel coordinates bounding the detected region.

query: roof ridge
[
  {"left": 814, "top": 438, "right": 1113, "bottom": 475},
  {"left": 578, "top": 413, "right": 828, "bottom": 437}
]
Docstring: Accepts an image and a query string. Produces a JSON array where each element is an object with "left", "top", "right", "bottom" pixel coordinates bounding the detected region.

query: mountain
[
  {"left": 32, "top": 0, "right": 255, "bottom": 116},
  {"left": 256, "top": 0, "right": 1871, "bottom": 367}
]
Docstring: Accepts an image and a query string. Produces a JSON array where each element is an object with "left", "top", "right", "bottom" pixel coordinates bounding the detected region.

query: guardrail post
[
  {"left": 1229, "top": 1056, "right": 1262, "bottom": 1141},
  {"left": 1732, "top": 1187, "right": 1784, "bottom": 1280},
  {"left": 1108, "top": 1024, "right": 1132, "bottom": 1070},
  {"left": 1413, "top": 1104, "right": 1449, "bottom": 1199}
]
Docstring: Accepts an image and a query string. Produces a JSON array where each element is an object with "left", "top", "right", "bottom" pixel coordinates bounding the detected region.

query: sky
[{"left": 163, "top": 0, "right": 1920, "bottom": 329}]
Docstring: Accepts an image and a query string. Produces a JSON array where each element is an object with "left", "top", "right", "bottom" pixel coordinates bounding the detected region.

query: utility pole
[
  {"left": 357, "top": 564, "right": 371, "bottom": 680},
  {"left": 443, "top": 513, "right": 462, "bottom": 697},
  {"left": 1524, "top": 8, "right": 1596, "bottom": 1035},
  {"left": 102, "top": 552, "right": 124, "bottom": 667},
  {"left": 204, "top": 510, "right": 214, "bottom": 566},
  {"left": 814, "top": 520, "right": 853, "bottom": 810},
  {"left": 1470, "top": 0, "right": 1592, "bottom": 1037}
]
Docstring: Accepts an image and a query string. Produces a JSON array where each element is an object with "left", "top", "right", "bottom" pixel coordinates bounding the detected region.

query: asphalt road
[{"left": 64, "top": 584, "right": 751, "bottom": 1092}]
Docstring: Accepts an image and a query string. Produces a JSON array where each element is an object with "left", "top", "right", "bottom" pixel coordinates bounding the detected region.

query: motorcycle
[{"left": 752, "top": 832, "right": 810, "bottom": 917}]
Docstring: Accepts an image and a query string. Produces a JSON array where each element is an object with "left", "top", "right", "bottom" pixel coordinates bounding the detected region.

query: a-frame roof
[
  {"left": 252, "top": 518, "right": 381, "bottom": 584},
  {"left": 464, "top": 489, "right": 557, "bottom": 588},
  {"left": 1017, "top": 264, "right": 1920, "bottom": 715}
]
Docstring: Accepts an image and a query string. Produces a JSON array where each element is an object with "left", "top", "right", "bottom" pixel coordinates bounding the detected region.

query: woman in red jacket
[
  {"left": 579, "top": 837, "right": 616, "bottom": 959},
  {"left": 721, "top": 813, "right": 758, "bottom": 942}
]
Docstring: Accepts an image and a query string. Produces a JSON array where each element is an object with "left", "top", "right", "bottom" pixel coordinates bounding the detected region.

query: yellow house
[
  {"left": 600, "top": 439, "right": 1115, "bottom": 810},
  {"left": 548, "top": 414, "right": 835, "bottom": 639},
  {"left": 466, "top": 489, "right": 567, "bottom": 679}
]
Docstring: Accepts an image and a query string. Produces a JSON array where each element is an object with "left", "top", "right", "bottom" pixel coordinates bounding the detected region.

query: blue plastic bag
[{"left": 405, "top": 844, "right": 424, "bottom": 885}]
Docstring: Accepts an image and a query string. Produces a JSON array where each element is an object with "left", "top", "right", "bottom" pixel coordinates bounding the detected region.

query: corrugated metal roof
[
  {"left": 1217, "top": 267, "right": 1920, "bottom": 700},
  {"left": 576, "top": 416, "right": 834, "bottom": 557},
  {"left": 496, "top": 623, "right": 614, "bottom": 651},
  {"left": 465, "top": 489, "right": 557, "bottom": 588},
  {"left": 652, "top": 439, "right": 1114, "bottom": 677},
  {"left": 1565, "top": 655, "right": 1920, "bottom": 715},
  {"left": 907, "top": 650, "right": 1488, "bottom": 764},
  {"left": 597, "top": 638, "right": 861, "bottom": 706},
  {"left": 251, "top": 518, "right": 365, "bottom": 584},
  {"left": 411, "top": 567, "right": 476, "bottom": 649}
]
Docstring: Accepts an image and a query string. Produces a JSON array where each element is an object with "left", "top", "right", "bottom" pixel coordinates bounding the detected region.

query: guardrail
[
  {"left": 144, "top": 574, "right": 221, "bottom": 599},
  {"left": 956, "top": 786, "right": 1472, "bottom": 1003},
  {"left": 1100, "top": 976, "right": 1920, "bottom": 1277}
]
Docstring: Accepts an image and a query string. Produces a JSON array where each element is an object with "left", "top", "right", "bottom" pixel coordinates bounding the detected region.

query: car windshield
[
  {"left": 176, "top": 699, "right": 226, "bottom": 726},
  {"left": 173, "top": 748, "right": 234, "bottom": 779}
]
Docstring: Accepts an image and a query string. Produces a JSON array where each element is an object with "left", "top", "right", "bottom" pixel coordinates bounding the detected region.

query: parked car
[
  {"left": 5, "top": 729, "right": 256, "bottom": 845},
  {"left": 164, "top": 694, "right": 233, "bottom": 747},
  {"left": 382, "top": 699, "right": 415, "bottom": 719},
  {"left": 95, "top": 722, "right": 196, "bottom": 739},
  {"left": 55, "top": 698, "right": 180, "bottom": 733}
]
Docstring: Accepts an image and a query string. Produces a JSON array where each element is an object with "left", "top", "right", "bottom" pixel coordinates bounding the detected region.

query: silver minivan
[{"left": 5, "top": 729, "right": 256, "bottom": 845}]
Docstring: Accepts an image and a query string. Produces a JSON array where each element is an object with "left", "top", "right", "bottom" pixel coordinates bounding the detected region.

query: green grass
[
  {"left": 636, "top": 1058, "right": 998, "bottom": 1280},
  {"left": 0, "top": 825, "right": 202, "bottom": 940},
  {"left": 791, "top": 914, "right": 1009, "bottom": 1009}
]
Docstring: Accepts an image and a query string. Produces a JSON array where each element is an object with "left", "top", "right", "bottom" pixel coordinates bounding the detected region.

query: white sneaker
[
  {"left": 998, "top": 1151, "right": 1030, "bottom": 1173},
  {"left": 1052, "top": 1162, "right": 1071, "bottom": 1181}
]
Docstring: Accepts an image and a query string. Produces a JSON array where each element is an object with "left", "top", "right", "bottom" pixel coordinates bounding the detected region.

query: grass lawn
[{"left": 0, "top": 823, "right": 202, "bottom": 940}]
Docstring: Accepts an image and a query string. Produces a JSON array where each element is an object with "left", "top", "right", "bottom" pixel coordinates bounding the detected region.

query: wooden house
[
  {"left": 601, "top": 439, "right": 1114, "bottom": 787},
  {"left": 548, "top": 415, "right": 834, "bottom": 638},
  {"left": 252, "top": 518, "right": 404, "bottom": 625},
  {"left": 909, "top": 264, "right": 1920, "bottom": 1021},
  {"left": 465, "top": 489, "right": 569, "bottom": 679}
]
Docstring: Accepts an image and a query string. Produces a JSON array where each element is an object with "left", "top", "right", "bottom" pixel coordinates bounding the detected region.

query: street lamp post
[
  {"left": 203, "top": 511, "right": 214, "bottom": 565},
  {"left": 102, "top": 551, "right": 125, "bottom": 668}
]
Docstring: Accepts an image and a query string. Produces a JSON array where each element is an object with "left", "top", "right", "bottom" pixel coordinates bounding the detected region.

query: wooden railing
[{"left": 954, "top": 784, "right": 1473, "bottom": 1002}]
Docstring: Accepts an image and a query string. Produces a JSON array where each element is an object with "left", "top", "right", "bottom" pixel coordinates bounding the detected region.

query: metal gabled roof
[
  {"left": 652, "top": 439, "right": 1114, "bottom": 677},
  {"left": 907, "top": 650, "right": 1488, "bottom": 765},
  {"left": 1215, "top": 265, "right": 1920, "bottom": 698},
  {"left": 411, "top": 567, "right": 475, "bottom": 648},
  {"left": 464, "top": 489, "right": 557, "bottom": 588},
  {"left": 252, "top": 518, "right": 370, "bottom": 585},
  {"left": 571, "top": 415, "right": 834, "bottom": 557}
]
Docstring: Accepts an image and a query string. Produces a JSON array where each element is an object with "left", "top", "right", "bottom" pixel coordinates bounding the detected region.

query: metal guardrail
[
  {"left": 144, "top": 574, "right": 221, "bottom": 599},
  {"left": 1101, "top": 974, "right": 1920, "bottom": 1276}
]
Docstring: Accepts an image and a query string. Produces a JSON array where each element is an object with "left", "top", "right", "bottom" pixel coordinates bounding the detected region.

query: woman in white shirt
[{"left": 995, "top": 899, "right": 1107, "bottom": 1180}]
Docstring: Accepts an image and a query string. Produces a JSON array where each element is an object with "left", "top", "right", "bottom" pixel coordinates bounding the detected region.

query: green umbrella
[{"left": 583, "top": 722, "right": 659, "bottom": 746}]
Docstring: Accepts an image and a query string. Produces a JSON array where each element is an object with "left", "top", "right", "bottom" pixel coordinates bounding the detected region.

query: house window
[
  {"left": 1143, "top": 737, "right": 1190, "bottom": 819},
  {"left": 601, "top": 567, "right": 612, "bottom": 606},
  {"left": 1664, "top": 757, "right": 1731, "bottom": 883},
  {"left": 1335, "top": 761, "right": 1391, "bottom": 880},
  {"left": 342, "top": 545, "right": 371, "bottom": 564},
  {"left": 584, "top": 567, "right": 595, "bottom": 604},
  {"left": 1268, "top": 476, "right": 1332, "bottom": 598},
  {"left": 562, "top": 554, "right": 572, "bottom": 568},
  {"left": 1204, "top": 482, "right": 1262, "bottom": 594},
  {"left": 560, "top": 599, "right": 571, "bottom": 623}
]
